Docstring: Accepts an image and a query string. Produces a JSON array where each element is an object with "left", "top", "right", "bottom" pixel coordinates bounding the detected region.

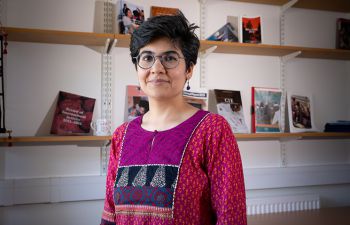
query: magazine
[
  {"left": 287, "top": 92, "right": 317, "bottom": 133},
  {"left": 183, "top": 88, "right": 208, "bottom": 110},
  {"left": 126, "top": 85, "right": 149, "bottom": 122},
  {"left": 150, "top": 6, "right": 179, "bottom": 17},
  {"left": 241, "top": 16, "right": 262, "bottom": 44},
  {"left": 252, "top": 87, "right": 282, "bottom": 133},
  {"left": 116, "top": 0, "right": 145, "bottom": 34},
  {"left": 50, "top": 91, "right": 96, "bottom": 135},
  {"left": 214, "top": 89, "right": 248, "bottom": 133}
]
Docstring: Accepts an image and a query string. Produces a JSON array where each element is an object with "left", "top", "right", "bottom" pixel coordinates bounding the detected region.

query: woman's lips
[{"left": 147, "top": 78, "right": 170, "bottom": 84}]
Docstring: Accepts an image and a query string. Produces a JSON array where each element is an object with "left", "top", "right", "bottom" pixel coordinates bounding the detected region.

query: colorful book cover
[
  {"left": 150, "top": 6, "right": 179, "bottom": 17},
  {"left": 287, "top": 92, "right": 317, "bottom": 133},
  {"left": 214, "top": 89, "right": 248, "bottom": 133},
  {"left": 252, "top": 87, "right": 282, "bottom": 133},
  {"left": 242, "top": 16, "right": 262, "bottom": 44},
  {"left": 126, "top": 85, "right": 149, "bottom": 122},
  {"left": 207, "top": 22, "right": 239, "bottom": 42},
  {"left": 336, "top": 18, "right": 350, "bottom": 50},
  {"left": 50, "top": 91, "right": 96, "bottom": 135},
  {"left": 116, "top": 0, "right": 145, "bottom": 34},
  {"left": 183, "top": 88, "right": 208, "bottom": 110}
]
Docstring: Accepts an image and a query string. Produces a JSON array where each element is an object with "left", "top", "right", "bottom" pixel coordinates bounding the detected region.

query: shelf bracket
[
  {"left": 281, "top": 0, "right": 298, "bottom": 13},
  {"left": 107, "top": 38, "right": 117, "bottom": 54},
  {"left": 103, "top": 38, "right": 111, "bottom": 54},
  {"left": 281, "top": 50, "right": 302, "bottom": 62},
  {"left": 199, "top": 45, "right": 217, "bottom": 58}
]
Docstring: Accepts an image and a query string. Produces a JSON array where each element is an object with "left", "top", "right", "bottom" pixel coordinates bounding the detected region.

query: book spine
[{"left": 251, "top": 87, "right": 256, "bottom": 133}]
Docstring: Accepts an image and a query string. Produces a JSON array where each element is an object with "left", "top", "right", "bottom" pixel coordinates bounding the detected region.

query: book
[
  {"left": 252, "top": 87, "right": 282, "bottom": 133},
  {"left": 207, "top": 22, "right": 239, "bottom": 42},
  {"left": 336, "top": 18, "right": 350, "bottom": 50},
  {"left": 241, "top": 16, "right": 262, "bottom": 44},
  {"left": 324, "top": 120, "right": 350, "bottom": 132},
  {"left": 150, "top": 6, "right": 179, "bottom": 17},
  {"left": 50, "top": 91, "right": 96, "bottom": 135},
  {"left": 214, "top": 89, "right": 248, "bottom": 133},
  {"left": 287, "top": 92, "right": 317, "bottom": 133},
  {"left": 183, "top": 88, "right": 208, "bottom": 110},
  {"left": 116, "top": 0, "right": 145, "bottom": 34},
  {"left": 227, "top": 15, "right": 241, "bottom": 42},
  {"left": 126, "top": 85, "right": 149, "bottom": 122}
]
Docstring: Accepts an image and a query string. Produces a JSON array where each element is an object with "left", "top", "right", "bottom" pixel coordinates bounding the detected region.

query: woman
[{"left": 101, "top": 12, "right": 247, "bottom": 225}]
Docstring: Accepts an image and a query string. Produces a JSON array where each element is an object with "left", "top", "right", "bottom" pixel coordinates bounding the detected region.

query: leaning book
[
  {"left": 115, "top": 0, "right": 145, "bottom": 34},
  {"left": 50, "top": 91, "right": 96, "bottom": 135},
  {"left": 207, "top": 22, "right": 239, "bottom": 42},
  {"left": 183, "top": 88, "right": 208, "bottom": 110},
  {"left": 251, "top": 87, "right": 282, "bottom": 133},
  {"left": 214, "top": 89, "right": 248, "bottom": 133},
  {"left": 126, "top": 85, "right": 149, "bottom": 122}
]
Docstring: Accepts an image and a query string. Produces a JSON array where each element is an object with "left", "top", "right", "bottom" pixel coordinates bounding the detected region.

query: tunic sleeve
[
  {"left": 100, "top": 123, "right": 128, "bottom": 225},
  {"left": 205, "top": 115, "right": 247, "bottom": 225}
]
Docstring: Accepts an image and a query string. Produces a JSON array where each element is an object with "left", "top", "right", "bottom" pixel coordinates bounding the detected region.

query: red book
[{"left": 50, "top": 91, "right": 96, "bottom": 135}]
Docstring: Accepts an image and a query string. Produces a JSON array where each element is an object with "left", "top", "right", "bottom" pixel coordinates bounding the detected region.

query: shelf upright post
[
  {"left": 199, "top": 0, "right": 207, "bottom": 88},
  {"left": 279, "top": 0, "right": 298, "bottom": 167},
  {"left": 100, "top": 0, "right": 114, "bottom": 175}
]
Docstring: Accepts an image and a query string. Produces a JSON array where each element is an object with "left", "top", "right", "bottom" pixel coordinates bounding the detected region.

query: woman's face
[{"left": 136, "top": 37, "right": 193, "bottom": 101}]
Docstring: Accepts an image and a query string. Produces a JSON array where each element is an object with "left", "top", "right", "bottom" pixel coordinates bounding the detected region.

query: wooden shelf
[
  {"left": 5, "top": 27, "right": 350, "bottom": 60},
  {"left": 0, "top": 135, "right": 111, "bottom": 143},
  {"left": 232, "top": 0, "right": 350, "bottom": 12},
  {"left": 1, "top": 133, "right": 349, "bottom": 144},
  {"left": 200, "top": 40, "right": 350, "bottom": 60},
  {"left": 235, "top": 132, "right": 350, "bottom": 139},
  {"left": 4, "top": 27, "right": 114, "bottom": 46}
]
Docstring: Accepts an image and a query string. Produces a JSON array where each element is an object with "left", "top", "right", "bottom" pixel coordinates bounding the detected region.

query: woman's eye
[
  {"left": 164, "top": 55, "right": 177, "bottom": 62},
  {"left": 141, "top": 55, "right": 154, "bottom": 62}
]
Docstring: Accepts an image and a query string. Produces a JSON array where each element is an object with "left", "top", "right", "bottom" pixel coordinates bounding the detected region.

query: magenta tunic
[{"left": 101, "top": 110, "right": 247, "bottom": 225}]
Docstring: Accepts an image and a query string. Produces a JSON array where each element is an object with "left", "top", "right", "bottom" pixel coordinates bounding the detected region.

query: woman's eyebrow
[{"left": 139, "top": 50, "right": 178, "bottom": 55}]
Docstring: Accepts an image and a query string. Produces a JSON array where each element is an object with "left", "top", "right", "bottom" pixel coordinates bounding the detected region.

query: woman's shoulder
[
  {"left": 198, "top": 111, "right": 231, "bottom": 133},
  {"left": 111, "top": 122, "right": 129, "bottom": 140},
  {"left": 201, "top": 112, "right": 229, "bottom": 126}
]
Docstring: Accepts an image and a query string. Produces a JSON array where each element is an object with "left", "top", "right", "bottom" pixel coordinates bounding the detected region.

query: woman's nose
[{"left": 150, "top": 57, "right": 166, "bottom": 72}]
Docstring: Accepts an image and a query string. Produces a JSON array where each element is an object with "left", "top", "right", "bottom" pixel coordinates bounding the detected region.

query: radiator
[{"left": 246, "top": 194, "right": 320, "bottom": 215}]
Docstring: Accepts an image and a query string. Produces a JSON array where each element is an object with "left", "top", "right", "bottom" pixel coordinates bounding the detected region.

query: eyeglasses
[{"left": 134, "top": 51, "right": 184, "bottom": 69}]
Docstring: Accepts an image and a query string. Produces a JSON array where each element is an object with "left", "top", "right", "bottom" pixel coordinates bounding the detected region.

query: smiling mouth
[{"left": 147, "top": 79, "right": 170, "bottom": 84}]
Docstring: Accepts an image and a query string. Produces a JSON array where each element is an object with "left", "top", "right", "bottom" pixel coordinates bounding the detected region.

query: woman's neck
[{"left": 141, "top": 98, "right": 198, "bottom": 132}]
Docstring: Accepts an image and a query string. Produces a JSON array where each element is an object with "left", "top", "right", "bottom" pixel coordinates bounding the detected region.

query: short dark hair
[{"left": 130, "top": 12, "right": 200, "bottom": 70}]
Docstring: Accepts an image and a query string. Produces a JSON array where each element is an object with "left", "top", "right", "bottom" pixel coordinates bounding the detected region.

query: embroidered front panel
[
  {"left": 114, "top": 165, "right": 178, "bottom": 218},
  {"left": 114, "top": 110, "right": 210, "bottom": 219}
]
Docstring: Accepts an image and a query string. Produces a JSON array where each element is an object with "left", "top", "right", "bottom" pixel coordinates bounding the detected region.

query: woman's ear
[{"left": 186, "top": 63, "right": 194, "bottom": 79}]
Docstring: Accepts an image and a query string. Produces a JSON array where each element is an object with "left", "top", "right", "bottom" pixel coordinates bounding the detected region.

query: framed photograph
[{"left": 287, "top": 92, "right": 318, "bottom": 133}]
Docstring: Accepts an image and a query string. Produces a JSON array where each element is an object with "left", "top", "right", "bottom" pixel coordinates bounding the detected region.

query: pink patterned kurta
[{"left": 101, "top": 110, "right": 247, "bottom": 225}]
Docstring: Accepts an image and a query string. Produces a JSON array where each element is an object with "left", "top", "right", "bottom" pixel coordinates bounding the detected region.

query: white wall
[{"left": 0, "top": 0, "right": 349, "bottom": 222}]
